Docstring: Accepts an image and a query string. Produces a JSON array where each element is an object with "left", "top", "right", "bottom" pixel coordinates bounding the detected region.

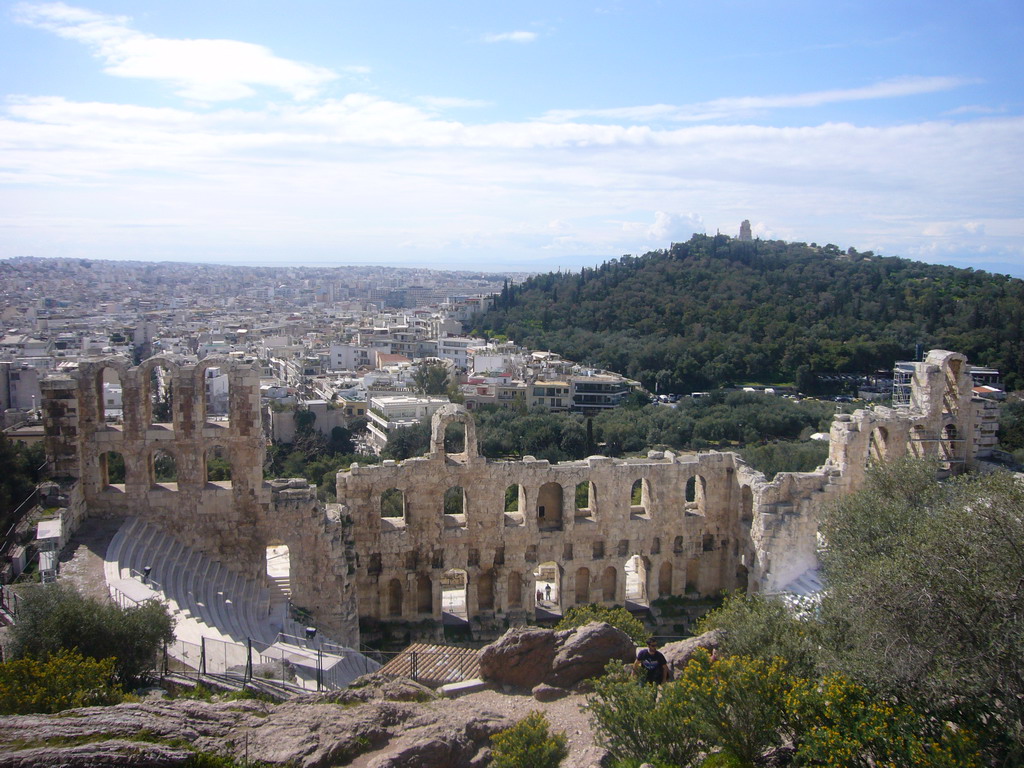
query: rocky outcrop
[
  {"left": 0, "top": 679, "right": 512, "bottom": 768},
  {"left": 479, "top": 621, "right": 636, "bottom": 690},
  {"left": 531, "top": 683, "right": 569, "bottom": 702},
  {"left": 296, "top": 671, "right": 437, "bottom": 704}
]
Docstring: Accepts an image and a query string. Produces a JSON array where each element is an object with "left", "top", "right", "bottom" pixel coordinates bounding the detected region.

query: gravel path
[
  {"left": 454, "top": 688, "right": 606, "bottom": 768},
  {"left": 58, "top": 516, "right": 124, "bottom": 602}
]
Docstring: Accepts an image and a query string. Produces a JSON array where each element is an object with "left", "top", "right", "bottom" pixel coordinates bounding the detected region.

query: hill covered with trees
[{"left": 478, "top": 235, "right": 1024, "bottom": 392}]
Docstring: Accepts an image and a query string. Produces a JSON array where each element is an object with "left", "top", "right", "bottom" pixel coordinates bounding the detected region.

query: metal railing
[{"left": 166, "top": 631, "right": 380, "bottom": 693}]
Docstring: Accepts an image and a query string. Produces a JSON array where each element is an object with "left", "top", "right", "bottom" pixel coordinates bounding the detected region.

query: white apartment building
[
  {"left": 366, "top": 395, "right": 449, "bottom": 453},
  {"left": 437, "top": 336, "right": 484, "bottom": 370}
]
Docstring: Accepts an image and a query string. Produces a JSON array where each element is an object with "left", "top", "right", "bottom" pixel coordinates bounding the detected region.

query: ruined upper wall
[
  {"left": 39, "top": 355, "right": 359, "bottom": 644},
  {"left": 43, "top": 355, "right": 265, "bottom": 501},
  {"left": 37, "top": 349, "right": 994, "bottom": 640},
  {"left": 337, "top": 350, "right": 994, "bottom": 618}
]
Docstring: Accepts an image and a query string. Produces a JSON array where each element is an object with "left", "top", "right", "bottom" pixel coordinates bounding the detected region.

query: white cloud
[
  {"left": 542, "top": 76, "right": 976, "bottom": 123},
  {"left": 14, "top": 2, "right": 337, "bottom": 101},
  {"left": 418, "top": 96, "right": 492, "bottom": 110},
  {"left": 644, "top": 211, "right": 705, "bottom": 241},
  {"left": 482, "top": 31, "right": 537, "bottom": 44},
  {"left": 1, "top": 13, "right": 1021, "bottom": 271},
  {"left": 944, "top": 104, "right": 1002, "bottom": 116}
]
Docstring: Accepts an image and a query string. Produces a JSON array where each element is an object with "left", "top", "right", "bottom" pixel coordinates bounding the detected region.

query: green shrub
[
  {"left": 696, "top": 591, "right": 820, "bottom": 677},
  {"left": 556, "top": 604, "right": 646, "bottom": 644},
  {"left": 0, "top": 648, "right": 122, "bottom": 714},
  {"left": 676, "top": 651, "right": 793, "bottom": 767},
  {"left": 8, "top": 583, "right": 174, "bottom": 688},
  {"left": 490, "top": 711, "right": 568, "bottom": 768},
  {"left": 585, "top": 663, "right": 701, "bottom": 768}
]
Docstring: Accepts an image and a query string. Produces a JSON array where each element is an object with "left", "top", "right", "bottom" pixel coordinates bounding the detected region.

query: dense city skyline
[{"left": 2, "top": 1, "right": 1022, "bottom": 275}]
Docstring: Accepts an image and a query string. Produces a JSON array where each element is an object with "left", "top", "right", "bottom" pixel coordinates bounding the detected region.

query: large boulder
[
  {"left": 479, "top": 621, "right": 635, "bottom": 690},
  {"left": 660, "top": 628, "right": 724, "bottom": 674},
  {"left": 478, "top": 626, "right": 558, "bottom": 689},
  {"left": 549, "top": 621, "right": 637, "bottom": 688}
]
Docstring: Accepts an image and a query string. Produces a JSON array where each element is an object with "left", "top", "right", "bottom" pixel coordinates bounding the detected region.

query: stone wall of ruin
[
  {"left": 42, "top": 349, "right": 990, "bottom": 642},
  {"left": 41, "top": 356, "right": 359, "bottom": 646}
]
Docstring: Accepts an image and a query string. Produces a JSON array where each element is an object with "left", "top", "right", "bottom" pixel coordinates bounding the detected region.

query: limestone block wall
[
  {"left": 751, "top": 349, "right": 985, "bottom": 592},
  {"left": 41, "top": 355, "right": 359, "bottom": 645},
  {"left": 41, "top": 349, "right": 994, "bottom": 640},
  {"left": 340, "top": 405, "right": 761, "bottom": 626}
]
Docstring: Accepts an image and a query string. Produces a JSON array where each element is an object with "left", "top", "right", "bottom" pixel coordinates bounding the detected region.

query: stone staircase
[{"left": 104, "top": 517, "right": 378, "bottom": 689}]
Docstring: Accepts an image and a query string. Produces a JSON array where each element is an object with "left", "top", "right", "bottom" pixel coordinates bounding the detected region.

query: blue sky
[{"left": 1, "top": 1, "right": 1023, "bottom": 275}]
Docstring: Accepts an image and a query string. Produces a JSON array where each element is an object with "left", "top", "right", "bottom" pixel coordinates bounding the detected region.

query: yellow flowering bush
[
  {"left": 676, "top": 650, "right": 794, "bottom": 767},
  {"left": 0, "top": 648, "right": 122, "bottom": 714},
  {"left": 787, "top": 674, "right": 982, "bottom": 768},
  {"left": 490, "top": 711, "right": 568, "bottom": 768},
  {"left": 585, "top": 662, "right": 701, "bottom": 768}
]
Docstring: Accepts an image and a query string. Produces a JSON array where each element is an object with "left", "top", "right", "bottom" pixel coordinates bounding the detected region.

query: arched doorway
[
  {"left": 533, "top": 561, "right": 562, "bottom": 618},
  {"left": 441, "top": 568, "right": 468, "bottom": 623},
  {"left": 624, "top": 555, "right": 649, "bottom": 607}
]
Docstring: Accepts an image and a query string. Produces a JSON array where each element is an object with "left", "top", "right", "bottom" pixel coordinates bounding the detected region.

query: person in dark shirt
[{"left": 633, "top": 637, "right": 669, "bottom": 684}]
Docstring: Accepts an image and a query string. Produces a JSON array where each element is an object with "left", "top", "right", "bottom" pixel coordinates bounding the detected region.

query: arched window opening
[
  {"left": 101, "top": 451, "right": 125, "bottom": 487},
  {"left": 867, "top": 426, "right": 888, "bottom": 465},
  {"left": 624, "top": 555, "right": 648, "bottom": 607},
  {"left": 533, "top": 561, "right": 561, "bottom": 617},
  {"left": 658, "top": 561, "right": 673, "bottom": 597},
  {"left": 504, "top": 484, "right": 525, "bottom": 526},
  {"left": 381, "top": 488, "right": 405, "bottom": 519},
  {"left": 537, "top": 482, "right": 563, "bottom": 531},
  {"left": 601, "top": 566, "right": 617, "bottom": 603},
  {"left": 387, "top": 578, "right": 403, "bottom": 617},
  {"left": 147, "top": 364, "right": 173, "bottom": 429},
  {"left": 416, "top": 574, "right": 432, "bottom": 614},
  {"left": 444, "top": 422, "right": 465, "bottom": 454},
  {"left": 266, "top": 543, "right": 290, "bottom": 599},
  {"left": 508, "top": 571, "right": 523, "bottom": 608},
  {"left": 575, "top": 481, "right": 595, "bottom": 520},
  {"left": 574, "top": 567, "right": 591, "bottom": 604},
  {"left": 702, "top": 534, "right": 715, "bottom": 552},
  {"left": 910, "top": 424, "right": 929, "bottom": 459},
  {"left": 735, "top": 564, "right": 749, "bottom": 592},
  {"left": 441, "top": 569, "right": 468, "bottom": 622},
  {"left": 151, "top": 449, "right": 177, "bottom": 487},
  {"left": 941, "top": 423, "right": 961, "bottom": 469},
  {"left": 444, "top": 486, "right": 466, "bottom": 528},
  {"left": 205, "top": 445, "right": 232, "bottom": 484},
  {"left": 477, "top": 570, "right": 495, "bottom": 611},
  {"left": 630, "top": 479, "right": 650, "bottom": 517},
  {"left": 673, "top": 536, "right": 685, "bottom": 554},
  {"left": 740, "top": 486, "right": 753, "bottom": 524},
  {"left": 201, "top": 365, "right": 231, "bottom": 424},
  {"left": 651, "top": 536, "right": 661, "bottom": 555},
  {"left": 685, "top": 475, "right": 707, "bottom": 515},
  {"left": 97, "top": 367, "right": 123, "bottom": 425},
  {"left": 592, "top": 540, "right": 605, "bottom": 560},
  {"left": 685, "top": 557, "right": 700, "bottom": 595}
]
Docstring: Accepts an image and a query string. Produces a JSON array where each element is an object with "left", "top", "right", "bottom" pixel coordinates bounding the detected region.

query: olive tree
[
  {"left": 7, "top": 583, "right": 175, "bottom": 689},
  {"left": 819, "top": 459, "right": 1024, "bottom": 758}
]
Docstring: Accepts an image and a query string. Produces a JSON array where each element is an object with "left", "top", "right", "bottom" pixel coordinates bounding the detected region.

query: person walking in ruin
[
  {"left": 633, "top": 637, "right": 669, "bottom": 684},
  {"left": 544, "top": 583, "right": 551, "bottom": 602}
]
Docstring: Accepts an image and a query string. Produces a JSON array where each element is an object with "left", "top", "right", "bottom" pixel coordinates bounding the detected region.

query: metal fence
[{"left": 166, "top": 632, "right": 380, "bottom": 693}]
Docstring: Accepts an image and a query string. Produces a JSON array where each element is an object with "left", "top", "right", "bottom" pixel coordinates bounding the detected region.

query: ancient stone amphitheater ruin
[{"left": 38, "top": 349, "right": 996, "bottom": 665}]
